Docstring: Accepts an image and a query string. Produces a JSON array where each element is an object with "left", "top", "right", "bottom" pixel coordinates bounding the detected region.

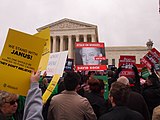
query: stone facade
[
  {"left": 105, "top": 46, "right": 149, "bottom": 67},
  {"left": 37, "top": 18, "right": 98, "bottom": 58},
  {"left": 37, "top": 18, "right": 152, "bottom": 68},
  {"left": 105, "top": 40, "right": 153, "bottom": 67}
]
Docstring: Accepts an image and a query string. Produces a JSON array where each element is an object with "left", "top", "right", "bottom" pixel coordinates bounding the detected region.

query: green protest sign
[
  {"left": 141, "top": 67, "right": 150, "bottom": 79},
  {"left": 94, "top": 75, "right": 108, "bottom": 100}
]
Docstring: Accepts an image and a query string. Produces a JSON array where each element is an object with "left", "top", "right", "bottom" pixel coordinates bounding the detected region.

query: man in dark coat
[
  {"left": 99, "top": 82, "right": 144, "bottom": 120},
  {"left": 117, "top": 76, "right": 150, "bottom": 120},
  {"left": 142, "top": 74, "right": 160, "bottom": 117}
]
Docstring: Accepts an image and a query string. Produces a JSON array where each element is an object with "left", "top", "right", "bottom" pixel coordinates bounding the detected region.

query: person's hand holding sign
[{"left": 30, "top": 70, "right": 40, "bottom": 83}]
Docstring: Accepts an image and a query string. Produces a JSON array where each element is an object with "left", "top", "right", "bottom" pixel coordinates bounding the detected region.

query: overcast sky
[{"left": 0, "top": 0, "right": 160, "bottom": 54}]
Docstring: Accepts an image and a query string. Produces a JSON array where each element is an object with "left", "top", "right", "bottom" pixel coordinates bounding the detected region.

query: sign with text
[
  {"left": 135, "top": 64, "right": 145, "bottom": 73},
  {"left": 44, "top": 51, "right": 68, "bottom": 76},
  {"left": 119, "top": 55, "right": 136, "bottom": 78},
  {"left": 141, "top": 48, "right": 160, "bottom": 71},
  {"left": 0, "top": 29, "right": 45, "bottom": 96},
  {"left": 42, "top": 74, "right": 60, "bottom": 104},
  {"left": 75, "top": 42, "right": 107, "bottom": 71},
  {"left": 34, "top": 28, "right": 50, "bottom": 71},
  {"left": 94, "top": 75, "right": 108, "bottom": 100}
]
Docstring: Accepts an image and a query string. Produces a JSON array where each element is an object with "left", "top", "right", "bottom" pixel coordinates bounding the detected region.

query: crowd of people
[{"left": 0, "top": 65, "right": 160, "bottom": 120}]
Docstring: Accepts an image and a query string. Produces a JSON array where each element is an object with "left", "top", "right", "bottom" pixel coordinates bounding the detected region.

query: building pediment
[{"left": 37, "top": 18, "right": 97, "bottom": 31}]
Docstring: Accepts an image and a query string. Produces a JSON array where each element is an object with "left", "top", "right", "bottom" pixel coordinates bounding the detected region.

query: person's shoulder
[
  {"left": 99, "top": 112, "right": 112, "bottom": 120},
  {"left": 50, "top": 93, "right": 63, "bottom": 101},
  {"left": 130, "top": 91, "right": 144, "bottom": 99},
  {"left": 127, "top": 108, "right": 144, "bottom": 119},
  {"left": 77, "top": 94, "right": 88, "bottom": 101},
  {"left": 76, "top": 95, "right": 92, "bottom": 106}
]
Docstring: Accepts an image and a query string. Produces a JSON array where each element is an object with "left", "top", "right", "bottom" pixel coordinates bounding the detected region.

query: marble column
[
  {"left": 68, "top": 35, "right": 72, "bottom": 58},
  {"left": 60, "top": 36, "right": 64, "bottom": 51},
  {"left": 83, "top": 34, "right": 87, "bottom": 42},
  {"left": 76, "top": 35, "right": 79, "bottom": 42},
  {"left": 53, "top": 36, "right": 56, "bottom": 52},
  {"left": 91, "top": 34, "right": 96, "bottom": 42}
]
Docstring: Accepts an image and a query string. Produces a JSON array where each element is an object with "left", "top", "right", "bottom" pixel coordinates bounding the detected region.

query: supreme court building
[
  {"left": 37, "top": 18, "right": 98, "bottom": 59},
  {"left": 37, "top": 18, "right": 152, "bottom": 67}
]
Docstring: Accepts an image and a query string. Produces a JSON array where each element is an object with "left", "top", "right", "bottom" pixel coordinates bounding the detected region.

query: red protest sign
[
  {"left": 141, "top": 48, "right": 160, "bottom": 71},
  {"left": 75, "top": 42, "right": 107, "bottom": 71},
  {"left": 119, "top": 56, "right": 136, "bottom": 69},
  {"left": 135, "top": 64, "right": 145, "bottom": 73},
  {"left": 119, "top": 55, "right": 136, "bottom": 78}
]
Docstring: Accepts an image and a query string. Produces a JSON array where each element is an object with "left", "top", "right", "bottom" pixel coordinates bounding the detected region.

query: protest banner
[
  {"left": 44, "top": 51, "right": 68, "bottom": 76},
  {"left": 119, "top": 55, "right": 136, "bottom": 78},
  {"left": 94, "top": 75, "right": 108, "bottom": 100},
  {"left": 141, "top": 48, "right": 160, "bottom": 72},
  {"left": 135, "top": 64, "right": 145, "bottom": 73},
  {"left": 42, "top": 74, "right": 60, "bottom": 104},
  {"left": 0, "top": 28, "right": 45, "bottom": 96},
  {"left": 75, "top": 42, "right": 107, "bottom": 71},
  {"left": 34, "top": 28, "right": 50, "bottom": 71},
  {"left": 141, "top": 67, "right": 150, "bottom": 79},
  {"left": 41, "top": 51, "right": 68, "bottom": 103}
]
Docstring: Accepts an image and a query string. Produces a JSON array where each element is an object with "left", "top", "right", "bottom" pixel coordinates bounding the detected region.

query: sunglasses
[{"left": 5, "top": 99, "right": 18, "bottom": 105}]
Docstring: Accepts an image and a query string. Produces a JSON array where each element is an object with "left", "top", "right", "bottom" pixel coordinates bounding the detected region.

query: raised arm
[{"left": 23, "top": 70, "right": 44, "bottom": 120}]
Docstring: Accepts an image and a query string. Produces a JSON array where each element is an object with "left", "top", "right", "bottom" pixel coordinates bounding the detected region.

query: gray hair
[
  {"left": 0, "top": 90, "right": 17, "bottom": 107},
  {"left": 117, "top": 76, "right": 130, "bottom": 85}
]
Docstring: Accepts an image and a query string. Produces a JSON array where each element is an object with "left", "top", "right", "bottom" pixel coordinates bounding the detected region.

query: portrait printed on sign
[{"left": 75, "top": 42, "right": 107, "bottom": 71}]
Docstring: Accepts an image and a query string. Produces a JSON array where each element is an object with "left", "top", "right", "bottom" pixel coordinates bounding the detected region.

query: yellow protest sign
[
  {"left": 34, "top": 28, "right": 50, "bottom": 71},
  {"left": 42, "top": 74, "right": 60, "bottom": 104},
  {"left": 0, "top": 28, "right": 45, "bottom": 96}
]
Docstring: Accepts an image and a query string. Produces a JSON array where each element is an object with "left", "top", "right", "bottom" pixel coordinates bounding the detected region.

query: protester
[
  {"left": 107, "top": 70, "right": 115, "bottom": 90},
  {"left": 0, "top": 91, "right": 18, "bottom": 120},
  {"left": 77, "top": 75, "right": 90, "bottom": 97},
  {"left": 39, "top": 71, "right": 48, "bottom": 94},
  {"left": 40, "top": 78, "right": 48, "bottom": 94},
  {"left": 99, "top": 82, "right": 144, "bottom": 120},
  {"left": 131, "top": 65, "right": 142, "bottom": 93},
  {"left": 142, "top": 74, "right": 160, "bottom": 117},
  {"left": 117, "top": 76, "right": 130, "bottom": 85},
  {"left": 117, "top": 76, "right": 150, "bottom": 120},
  {"left": 23, "top": 70, "right": 44, "bottom": 120},
  {"left": 47, "top": 71, "right": 97, "bottom": 120},
  {"left": 84, "top": 78, "right": 108, "bottom": 118},
  {"left": 88, "top": 71, "right": 96, "bottom": 79}
]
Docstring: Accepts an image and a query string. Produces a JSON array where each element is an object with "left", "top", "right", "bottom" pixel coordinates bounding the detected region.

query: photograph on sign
[{"left": 75, "top": 42, "right": 107, "bottom": 71}]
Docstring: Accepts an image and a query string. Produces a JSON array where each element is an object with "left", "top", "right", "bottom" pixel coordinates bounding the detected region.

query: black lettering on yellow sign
[
  {"left": 7, "top": 85, "right": 18, "bottom": 90},
  {"left": 18, "top": 67, "right": 32, "bottom": 73},
  {"left": 0, "top": 61, "right": 8, "bottom": 65},
  {"left": 8, "top": 63, "right": 18, "bottom": 69},
  {"left": 11, "top": 50, "right": 33, "bottom": 60}
]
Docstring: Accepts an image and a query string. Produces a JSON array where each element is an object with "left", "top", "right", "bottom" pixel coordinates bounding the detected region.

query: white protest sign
[{"left": 45, "top": 51, "right": 68, "bottom": 76}]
